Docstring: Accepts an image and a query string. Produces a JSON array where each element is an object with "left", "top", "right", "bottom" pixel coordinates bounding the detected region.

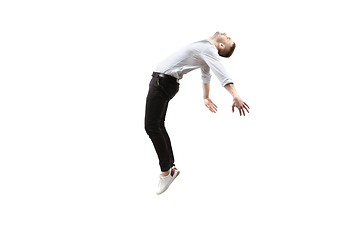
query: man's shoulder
[
  {"left": 187, "top": 39, "right": 216, "bottom": 54},
  {"left": 190, "top": 39, "right": 215, "bottom": 47}
]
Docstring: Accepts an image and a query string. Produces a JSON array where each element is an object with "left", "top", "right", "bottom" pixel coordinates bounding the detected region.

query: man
[{"left": 145, "top": 32, "right": 250, "bottom": 195}]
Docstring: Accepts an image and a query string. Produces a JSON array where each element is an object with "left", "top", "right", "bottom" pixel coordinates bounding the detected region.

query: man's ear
[{"left": 219, "top": 43, "right": 225, "bottom": 50}]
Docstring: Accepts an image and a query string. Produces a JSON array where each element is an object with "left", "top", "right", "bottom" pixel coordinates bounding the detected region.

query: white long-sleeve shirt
[{"left": 155, "top": 39, "right": 233, "bottom": 87}]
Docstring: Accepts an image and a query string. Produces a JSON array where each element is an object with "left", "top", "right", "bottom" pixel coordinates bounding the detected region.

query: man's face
[{"left": 213, "top": 32, "right": 234, "bottom": 49}]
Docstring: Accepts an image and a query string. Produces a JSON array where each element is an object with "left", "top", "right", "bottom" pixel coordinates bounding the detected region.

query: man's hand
[
  {"left": 232, "top": 97, "right": 250, "bottom": 116},
  {"left": 224, "top": 83, "right": 250, "bottom": 116},
  {"left": 204, "top": 97, "right": 218, "bottom": 113}
]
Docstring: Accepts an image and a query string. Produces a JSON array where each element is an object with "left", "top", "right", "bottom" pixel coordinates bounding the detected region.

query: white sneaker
[{"left": 156, "top": 167, "right": 180, "bottom": 195}]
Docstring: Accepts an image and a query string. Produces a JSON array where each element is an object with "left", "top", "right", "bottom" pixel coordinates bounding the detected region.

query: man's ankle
[{"left": 161, "top": 170, "right": 170, "bottom": 176}]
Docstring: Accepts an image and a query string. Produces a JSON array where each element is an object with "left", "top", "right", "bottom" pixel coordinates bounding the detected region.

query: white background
[{"left": 1, "top": 0, "right": 359, "bottom": 239}]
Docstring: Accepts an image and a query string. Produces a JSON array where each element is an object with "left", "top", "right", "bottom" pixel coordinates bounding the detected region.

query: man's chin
[{"left": 213, "top": 31, "right": 220, "bottom": 37}]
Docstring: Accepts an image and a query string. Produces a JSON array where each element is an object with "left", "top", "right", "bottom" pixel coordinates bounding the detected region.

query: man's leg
[
  {"left": 160, "top": 101, "right": 175, "bottom": 171},
  {"left": 145, "top": 75, "right": 180, "bottom": 195},
  {"left": 145, "top": 77, "right": 174, "bottom": 173}
]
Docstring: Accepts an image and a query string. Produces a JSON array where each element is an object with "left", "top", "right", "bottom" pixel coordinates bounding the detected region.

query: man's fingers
[
  {"left": 241, "top": 103, "right": 250, "bottom": 114},
  {"left": 207, "top": 104, "right": 217, "bottom": 113},
  {"left": 244, "top": 105, "right": 250, "bottom": 113},
  {"left": 237, "top": 106, "right": 247, "bottom": 116},
  {"left": 232, "top": 100, "right": 250, "bottom": 116},
  {"left": 204, "top": 99, "right": 218, "bottom": 113},
  {"left": 239, "top": 106, "right": 243, "bottom": 116}
]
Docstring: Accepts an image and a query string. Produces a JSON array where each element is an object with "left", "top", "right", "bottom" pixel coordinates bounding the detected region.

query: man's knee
[{"left": 145, "top": 121, "right": 157, "bottom": 136}]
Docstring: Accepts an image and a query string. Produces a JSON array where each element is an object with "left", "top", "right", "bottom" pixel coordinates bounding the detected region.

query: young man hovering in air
[{"left": 145, "top": 32, "right": 250, "bottom": 195}]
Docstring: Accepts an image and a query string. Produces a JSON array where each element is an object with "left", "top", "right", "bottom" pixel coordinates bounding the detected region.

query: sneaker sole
[{"left": 156, "top": 170, "right": 180, "bottom": 195}]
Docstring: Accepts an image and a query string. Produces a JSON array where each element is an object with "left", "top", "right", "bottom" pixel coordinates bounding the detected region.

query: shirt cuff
[
  {"left": 221, "top": 78, "right": 233, "bottom": 87},
  {"left": 202, "top": 76, "right": 211, "bottom": 84}
]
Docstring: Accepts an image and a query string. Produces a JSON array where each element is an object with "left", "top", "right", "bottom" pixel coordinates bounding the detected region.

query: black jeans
[{"left": 145, "top": 74, "right": 179, "bottom": 172}]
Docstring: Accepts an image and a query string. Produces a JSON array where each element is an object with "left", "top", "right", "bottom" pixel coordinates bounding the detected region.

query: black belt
[{"left": 152, "top": 72, "right": 178, "bottom": 82}]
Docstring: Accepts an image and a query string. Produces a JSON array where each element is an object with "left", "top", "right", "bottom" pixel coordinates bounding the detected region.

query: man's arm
[
  {"left": 224, "top": 83, "right": 250, "bottom": 116},
  {"left": 201, "top": 47, "right": 233, "bottom": 87},
  {"left": 202, "top": 83, "right": 218, "bottom": 113}
]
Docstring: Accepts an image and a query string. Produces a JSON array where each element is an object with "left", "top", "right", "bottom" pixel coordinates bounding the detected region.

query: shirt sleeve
[
  {"left": 200, "top": 47, "right": 233, "bottom": 87},
  {"left": 201, "top": 65, "right": 211, "bottom": 84}
]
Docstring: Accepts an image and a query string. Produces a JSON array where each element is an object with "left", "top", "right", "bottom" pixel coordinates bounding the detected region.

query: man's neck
[{"left": 207, "top": 37, "right": 219, "bottom": 50}]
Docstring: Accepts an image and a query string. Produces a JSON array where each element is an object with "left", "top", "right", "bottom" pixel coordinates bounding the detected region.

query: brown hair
[{"left": 218, "top": 42, "right": 236, "bottom": 58}]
